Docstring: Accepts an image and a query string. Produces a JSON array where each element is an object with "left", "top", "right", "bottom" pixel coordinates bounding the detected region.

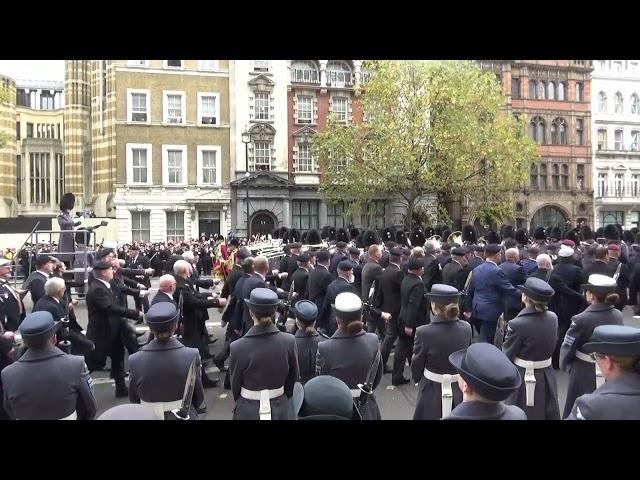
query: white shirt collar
[
  {"left": 317, "top": 263, "right": 329, "bottom": 271},
  {"left": 389, "top": 262, "right": 401, "bottom": 269},
  {"left": 36, "top": 270, "right": 49, "bottom": 277},
  {"left": 96, "top": 278, "right": 111, "bottom": 289},
  {"left": 486, "top": 259, "right": 498, "bottom": 266},
  {"left": 256, "top": 272, "right": 266, "bottom": 280},
  {"left": 162, "top": 291, "right": 174, "bottom": 300},
  {"left": 52, "top": 297, "right": 60, "bottom": 303}
]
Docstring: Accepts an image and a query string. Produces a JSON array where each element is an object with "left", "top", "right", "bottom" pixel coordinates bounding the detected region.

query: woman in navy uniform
[
  {"left": 502, "top": 277, "right": 561, "bottom": 420},
  {"left": 229, "top": 288, "right": 299, "bottom": 420},
  {"left": 128, "top": 302, "right": 206, "bottom": 420},
  {"left": 316, "top": 292, "right": 383, "bottom": 420},
  {"left": 559, "top": 274, "right": 624, "bottom": 418},
  {"left": 292, "top": 300, "right": 328, "bottom": 384},
  {"left": 446, "top": 343, "right": 526, "bottom": 420},
  {"left": 411, "top": 284, "right": 472, "bottom": 420},
  {"left": 566, "top": 325, "right": 640, "bottom": 420}
]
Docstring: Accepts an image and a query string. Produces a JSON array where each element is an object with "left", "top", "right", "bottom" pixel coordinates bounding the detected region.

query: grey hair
[
  {"left": 424, "top": 242, "right": 436, "bottom": 256},
  {"left": 45, "top": 277, "right": 66, "bottom": 296},
  {"left": 173, "top": 259, "right": 191, "bottom": 275},
  {"left": 505, "top": 248, "right": 520, "bottom": 262},
  {"left": 536, "top": 254, "right": 553, "bottom": 270},
  {"left": 182, "top": 250, "right": 195, "bottom": 262}
]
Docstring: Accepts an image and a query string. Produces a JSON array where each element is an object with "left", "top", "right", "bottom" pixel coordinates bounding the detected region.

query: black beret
[
  {"left": 389, "top": 247, "right": 403, "bottom": 257},
  {"left": 337, "top": 260, "right": 353, "bottom": 272}
]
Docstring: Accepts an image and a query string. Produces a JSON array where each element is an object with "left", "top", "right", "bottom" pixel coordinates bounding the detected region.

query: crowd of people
[{"left": 1, "top": 218, "right": 640, "bottom": 420}]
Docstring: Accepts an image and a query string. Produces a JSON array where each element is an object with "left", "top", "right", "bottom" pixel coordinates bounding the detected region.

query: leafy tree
[{"left": 313, "top": 60, "right": 538, "bottom": 229}]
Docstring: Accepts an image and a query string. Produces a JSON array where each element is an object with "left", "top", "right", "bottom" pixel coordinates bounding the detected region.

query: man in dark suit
[
  {"left": 22, "top": 255, "right": 54, "bottom": 310},
  {"left": 467, "top": 245, "right": 485, "bottom": 272},
  {"left": 281, "top": 243, "right": 301, "bottom": 290},
  {"left": 498, "top": 247, "right": 526, "bottom": 322},
  {"left": 0, "top": 259, "right": 26, "bottom": 332},
  {"left": 361, "top": 244, "right": 384, "bottom": 336},
  {"left": 348, "top": 247, "right": 363, "bottom": 297},
  {"left": 126, "top": 245, "right": 151, "bottom": 313},
  {"left": 464, "top": 244, "right": 521, "bottom": 344},
  {"left": 239, "top": 256, "right": 287, "bottom": 335},
  {"left": 521, "top": 246, "right": 539, "bottom": 276},
  {"left": 172, "top": 259, "right": 226, "bottom": 388},
  {"left": 582, "top": 247, "right": 611, "bottom": 282},
  {"left": 379, "top": 248, "right": 405, "bottom": 373},
  {"left": 394, "top": 257, "right": 428, "bottom": 386},
  {"left": 320, "top": 261, "right": 357, "bottom": 335},
  {"left": 422, "top": 243, "right": 442, "bottom": 293},
  {"left": 436, "top": 243, "right": 453, "bottom": 268},
  {"left": 329, "top": 242, "right": 348, "bottom": 277},
  {"left": 442, "top": 247, "right": 468, "bottom": 290},
  {"left": 554, "top": 246, "right": 583, "bottom": 292},
  {"left": 86, "top": 261, "right": 143, "bottom": 397},
  {"left": 290, "top": 253, "right": 312, "bottom": 301},
  {"left": 151, "top": 274, "right": 177, "bottom": 306},
  {"left": 306, "top": 249, "right": 332, "bottom": 311}
]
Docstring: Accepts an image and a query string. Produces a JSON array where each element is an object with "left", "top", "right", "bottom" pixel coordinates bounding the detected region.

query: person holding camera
[{"left": 1, "top": 311, "right": 97, "bottom": 420}]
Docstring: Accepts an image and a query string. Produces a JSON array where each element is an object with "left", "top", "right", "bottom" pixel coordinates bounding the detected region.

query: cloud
[{"left": 0, "top": 61, "right": 65, "bottom": 82}]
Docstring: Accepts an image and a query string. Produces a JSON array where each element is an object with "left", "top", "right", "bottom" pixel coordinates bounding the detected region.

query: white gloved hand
[
  {"left": 144, "top": 268, "right": 155, "bottom": 275},
  {"left": 139, "top": 290, "right": 150, "bottom": 297}
]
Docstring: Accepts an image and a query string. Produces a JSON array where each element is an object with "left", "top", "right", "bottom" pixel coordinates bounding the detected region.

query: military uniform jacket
[
  {"left": 378, "top": 263, "right": 404, "bottom": 334},
  {"left": 466, "top": 261, "right": 520, "bottom": 323},
  {"left": 559, "top": 303, "right": 624, "bottom": 418},
  {"left": 229, "top": 323, "right": 299, "bottom": 420},
  {"left": 398, "top": 273, "right": 428, "bottom": 330},
  {"left": 361, "top": 261, "right": 383, "bottom": 301},
  {"left": 316, "top": 328, "right": 383, "bottom": 420},
  {"left": 446, "top": 401, "right": 527, "bottom": 420},
  {"left": 411, "top": 316, "right": 472, "bottom": 420},
  {"left": 502, "top": 307, "right": 561, "bottom": 420},
  {"left": 320, "top": 277, "right": 357, "bottom": 333},
  {"left": 128, "top": 337, "right": 205, "bottom": 419},
  {"left": 290, "top": 267, "right": 310, "bottom": 301},
  {"left": 0, "top": 280, "right": 25, "bottom": 331},
  {"left": 22, "top": 270, "right": 49, "bottom": 308},
  {"left": 1, "top": 345, "right": 97, "bottom": 420},
  {"left": 566, "top": 372, "right": 640, "bottom": 420},
  {"left": 306, "top": 264, "right": 332, "bottom": 310},
  {"left": 442, "top": 260, "right": 463, "bottom": 288},
  {"left": 294, "top": 330, "right": 327, "bottom": 384}
]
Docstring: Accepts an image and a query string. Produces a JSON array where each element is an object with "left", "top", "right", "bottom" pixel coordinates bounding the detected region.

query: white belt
[
  {"left": 513, "top": 357, "right": 552, "bottom": 407},
  {"left": 141, "top": 400, "right": 183, "bottom": 420},
  {"left": 350, "top": 388, "right": 362, "bottom": 398},
  {"left": 423, "top": 369, "right": 459, "bottom": 418},
  {"left": 59, "top": 410, "right": 77, "bottom": 420},
  {"left": 574, "top": 350, "right": 605, "bottom": 389},
  {"left": 240, "top": 386, "right": 285, "bottom": 420}
]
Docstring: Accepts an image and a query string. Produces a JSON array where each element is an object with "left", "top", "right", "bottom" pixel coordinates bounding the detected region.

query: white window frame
[
  {"left": 198, "top": 60, "right": 218, "bottom": 71},
  {"left": 163, "top": 90, "right": 186, "bottom": 124},
  {"left": 331, "top": 96, "right": 348, "bottom": 123},
  {"left": 127, "top": 60, "right": 149, "bottom": 68},
  {"left": 165, "top": 211, "right": 185, "bottom": 243},
  {"left": 297, "top": 95, "right": 313, "bottom": 124},
  {"left": 127, "top": 89, "right": 150, "bottom": 123},
  {"left": 615, "top": 129, "right": 624, "bottom": 150},
  {"left": 296, "top": 142, "right": 313, "bottom": 173},
  {"left": 196, "top": 145, "right": 222, "bottom": 186},
  {"left": 253, "top": 60, "right": 270, "bottom": 72},
  {"left": 253, "top": 141, "right": 272, "bottom": 171},
  {"left": 162, "top": 144, "right": 188, "bottom": 186},
  {"left": 254, "top": 91, "right": 270, "bottom": 121},
  {"left": 164, "top": 60, "right": 184, "bottom": 69},
  {"left": 126, "top": 143, "right": 152, "bottom": 186},
  {"left": 197, "top": 91, "right": 220, "bottom": 126}
]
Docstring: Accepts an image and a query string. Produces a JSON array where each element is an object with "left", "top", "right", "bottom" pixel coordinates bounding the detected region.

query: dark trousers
[
  {"left": 478, "top": 320, "right": 497, "bottom": 344},
  {"left": 69, "top": 330, "right": 95, "bottom": 356},
  {"left": 381, "top": 320, "right": 399, "bottom": 368},
  {"left": 392, "top": 333, "right": 414, "bottom": 383},
  {"left": 366, "top": 314, "right": 386, "bottom": 342},
  {"left": 553, "top": 319, "right": 571, "bottom": 369},
  {"left": 134, "top": 295, "right": 150, "bottom": 314}
]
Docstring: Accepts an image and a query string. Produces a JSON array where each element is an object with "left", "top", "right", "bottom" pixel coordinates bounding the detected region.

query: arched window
[
  {"left": 552, "top": 164, "right": 560, "bottom": 189},
  {"left": 529, "top": 80, "right": 537, "bottom": 99},
  {"left": 615, "top": 92, "right": 623, "bottom": 114},
  {"left": 530, "top": 116, "right": 545, "bottom": 144},
  {"left": 551, "top": 118, "right": 567, "bottom": 144},
  {"left": 530, "top": 206, "right": 568, "bottom": 231},
  {"left": 326, "top": 61, "right": 353, "bottom": 87},
  {"left": 631, "top": 93, "right": 640, "bottom": 115},
  {"left": 530, "top": 164, "right": 538, "bottom": 189},
  {"left": 558, "top": 82, "right": 566, "bottom": 101},
  {"left": 538, "top": 81, "right": 546, "bottom": 99},
  {"left": 539, "top": 163, "right": 548, "bottom": 189},
  {"left": 529, "top": 120, "right": 537, "bottom": 141},
  {"left": 291, "top": 61, "right": 320, "bottom": 84},
  {"left": 598, "top": 92, "right": 607, "bottom": 112},
  {"left": 548, "top": 81, "right": 555, "bottom": 100},
  {"left": 561, "top": 164, "right": 569, "bottom": 189}
]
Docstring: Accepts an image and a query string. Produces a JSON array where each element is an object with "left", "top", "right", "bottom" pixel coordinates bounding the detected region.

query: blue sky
[{"left": 0, "top": 61, "right": 65, "bottom": 81}]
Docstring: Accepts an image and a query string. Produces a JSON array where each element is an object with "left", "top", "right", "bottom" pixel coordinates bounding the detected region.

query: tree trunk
[{"left": 405, "top": 195, "right": 417, "bottom": 230}]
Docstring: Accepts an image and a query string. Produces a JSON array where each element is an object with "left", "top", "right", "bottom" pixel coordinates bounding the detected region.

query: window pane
[{"left": 254, "top": 92, "right": 269, "bottom": 120}]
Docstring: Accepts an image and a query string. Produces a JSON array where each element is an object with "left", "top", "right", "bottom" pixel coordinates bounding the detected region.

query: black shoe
[
  {"left": 115, "top": 382, "right": 129, "bottom": 397},
  {"left": 214, "top": 359, "right": 227, "bottom": 372},
  {"left": 202, "top": 375, "right": 220, "bottom": 389},
  {"left": 383, "top": 365, "right": 393, "bottom": 374},
  {"left": 196, "top": 404, "right": 207, "bottom": 415},
  {"left": 392, "top": 377, "right": 410, "bottom": 386}
]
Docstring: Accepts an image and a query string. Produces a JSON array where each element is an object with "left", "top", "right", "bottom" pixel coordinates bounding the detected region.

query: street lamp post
[{"left": 241, "top": 130, "right": 251, "bottom": 241}]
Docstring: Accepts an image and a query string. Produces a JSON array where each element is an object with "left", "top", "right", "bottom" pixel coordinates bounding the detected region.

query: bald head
[
  {"left": 505, "top": 248, "right": 520, "bottom": 263},
  {"left": 159, "top": 274, "right": 177, "bottom": 295},
  {"left": 536, "top": 254, "right": 552, "bottom": 270}
]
